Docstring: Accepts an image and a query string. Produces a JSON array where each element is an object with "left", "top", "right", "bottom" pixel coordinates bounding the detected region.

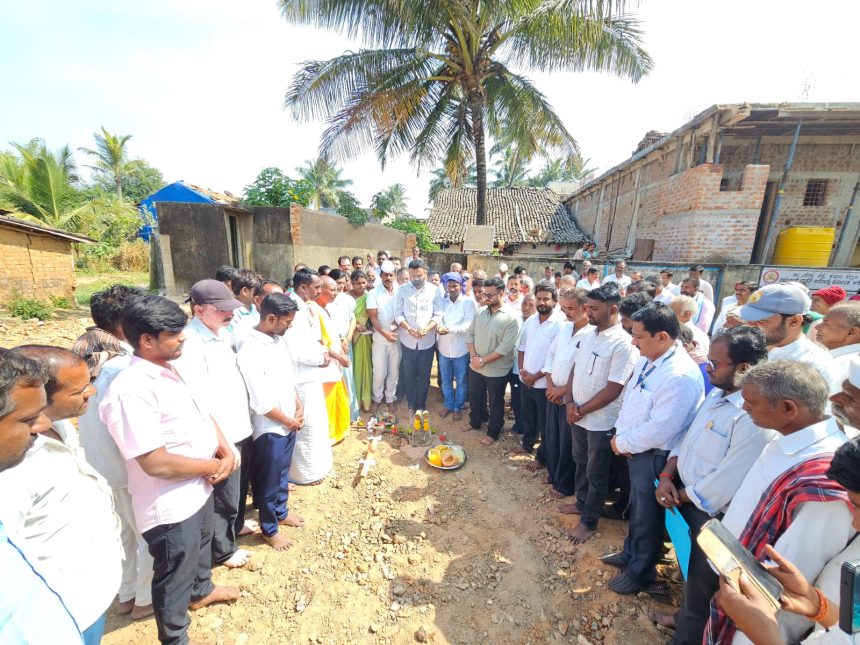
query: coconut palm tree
[
  {"left": 0, "top": 140, "right": 87, "bottom": 230},
  {"left": 296, "top": 157, "right": 353, "bottom": 209},
  {"left": 79, "top": 126, "right": 140, "bottom": 199},
  {"left": 280, "top": 0, "right": 652, "bottom": 225}
]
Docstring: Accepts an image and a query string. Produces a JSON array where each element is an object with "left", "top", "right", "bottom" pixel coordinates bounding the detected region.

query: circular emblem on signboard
[
  {"left": 761, "top": 269, "right": 780, "bottom": 285},
  {"left": 749, "top": 290, "right": 763, "bottom": 304}
]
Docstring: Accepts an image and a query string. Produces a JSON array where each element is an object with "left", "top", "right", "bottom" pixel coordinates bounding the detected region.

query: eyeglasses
[{"left": 706, "top": 359, "right": 736, "bottom": 371}]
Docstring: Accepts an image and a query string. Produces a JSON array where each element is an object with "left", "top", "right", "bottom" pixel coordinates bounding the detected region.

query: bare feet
[
  {"left": 480, "top": 436, "right": 495, "bottom": 446},
  {"left": 646, "top": 608, "right": 678, "bottom": 629},
  {"left": 238, "top": 520, "right": 259, "bottom": 536},
  {"left": 222, "top": 549, "right": 252, "bottom": 568},
  {"left": 117, "top": 598, "right": 135, "bottom": 615},
  {"left": 440, "top": 408, "right": 452, "bottom": 418},
  {"left": 557, "top": 503, "right": 581, "bottom": 515},
  {"left": 453, "top": 411, "right": 462, "bottom": 421},
  {"left": 388, "top": 401, "right": 398, "bottom": 413},
  {"left": 189, "top": 585, "right": 241, "bottom": 611},
  {"left": 279, "top": 514, "right": 305, "bottom": 528},
  {"left": 263, "top": 532, "right": 295, "bottom": 551},
  {"left": 288, "top": 483, "right": 298, "bottom": 492},
  {"left": 131, "top": 604, "right": 154, "bottom": 620},
  {"left": 460, "top": 425, "right": 474, "bottom": 432},
  {"left": 567, "top": 523, "right": 596, "bottom": 544},
  {"left": 548, "top": 488, "right": 565, "bottom": 499},
  {"left": 525, "top": 461, "right": 545, "bottom": 472}
]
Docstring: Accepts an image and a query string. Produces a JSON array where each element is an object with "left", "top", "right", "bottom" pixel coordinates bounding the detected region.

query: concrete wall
[
  {"left": 421, "top": 250, "right": 468, "bottom": 274},
  {"left": 157, "top": 203, "right": 232, "bottom": 294},
  {"left": 253, "top": 207, "right": 294, "bottom": 285},
  {"left": 290, "top": 205, "right": 410, "bottom": 273},
  {"left": 0, "top": 226, "right": 76, "bottom": 303},
  {"left": 155, "top": 203, "right": 413, "bottom": 294}
]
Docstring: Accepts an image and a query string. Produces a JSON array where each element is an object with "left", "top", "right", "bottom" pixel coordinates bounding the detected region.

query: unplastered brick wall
[
  {"left": 652, "top": 164, "right": 769, "bottom": 263},
  {"left": 0, "top": 227, "right": 76, "bottom": 303},
  {"left": 720, "top": 141, "right": 860, "bottom": 242}
]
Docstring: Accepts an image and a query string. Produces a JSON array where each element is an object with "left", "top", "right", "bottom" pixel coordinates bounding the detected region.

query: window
[{"left": 803, "top": 179, "right": 827, "bottom": 206}]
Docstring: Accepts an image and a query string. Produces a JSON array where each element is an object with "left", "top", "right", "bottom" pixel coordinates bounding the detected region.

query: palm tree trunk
[
  {"left": 115, "top": 173, "right": 123, "bottom": 200},
  {"left": 469, "top": 92, "right": 487, "bottom": 227}
]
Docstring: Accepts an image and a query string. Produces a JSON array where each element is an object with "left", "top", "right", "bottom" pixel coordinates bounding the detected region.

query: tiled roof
[{"left": 427, "top": 187, "right": 587, "bottom": 245}]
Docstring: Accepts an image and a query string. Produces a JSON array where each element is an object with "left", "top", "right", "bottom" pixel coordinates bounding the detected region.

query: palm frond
[
  {"left": 278, "top": 0, "right": 454, "bottom": 49},
  {"left": 496, "top": 1, "right": 652, "bottom": 79}
]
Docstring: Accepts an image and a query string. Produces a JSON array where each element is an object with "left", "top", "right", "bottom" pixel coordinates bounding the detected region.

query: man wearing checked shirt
[
  {"left": 651, "top": 326, "right": 774, "bottom": 644},
  {"left": 605, "top": 303, "right": 704, "bottom": 596}
]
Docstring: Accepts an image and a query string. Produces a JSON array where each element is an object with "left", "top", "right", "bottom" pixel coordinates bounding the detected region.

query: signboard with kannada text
[{"left": 759, "top": 266, "right": 860, "bottom": 293}]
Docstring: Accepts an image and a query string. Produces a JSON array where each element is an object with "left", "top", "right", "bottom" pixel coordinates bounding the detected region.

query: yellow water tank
[{"left": 772, "top": 226, "right": 835, "bottom": 266}]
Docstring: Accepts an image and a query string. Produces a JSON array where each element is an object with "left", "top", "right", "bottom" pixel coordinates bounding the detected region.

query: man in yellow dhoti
[{"left": 315, "top": 276, "right": 351, "bottom": 445}]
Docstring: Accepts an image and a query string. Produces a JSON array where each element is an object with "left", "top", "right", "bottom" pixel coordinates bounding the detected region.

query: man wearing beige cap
[
  {"left": 739, "top": 283, "right": 838, "bottom": 387},
  {"left": 172, "top": 279, "right": 254, "bottom": 569}
]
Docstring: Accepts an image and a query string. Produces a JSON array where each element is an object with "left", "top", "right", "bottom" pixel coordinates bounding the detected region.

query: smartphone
[
  {"left": 697, "top": 519, "right": 783, "bottom": 611},
  {"left": 839, "top": 560, "right": 860, "bottom": 634}
]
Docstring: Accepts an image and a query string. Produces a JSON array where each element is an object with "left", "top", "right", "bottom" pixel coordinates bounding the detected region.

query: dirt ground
[{"left": 2, "top": 310, "right": 681, "bottom": 645}]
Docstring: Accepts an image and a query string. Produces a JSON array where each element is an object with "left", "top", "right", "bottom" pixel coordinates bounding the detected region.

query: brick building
[
  {"left": 0, "top": 214, "right": 94, "bottom": 304},
  {"left": 564, "top": 103, "right": 860, "bottom": 266}
]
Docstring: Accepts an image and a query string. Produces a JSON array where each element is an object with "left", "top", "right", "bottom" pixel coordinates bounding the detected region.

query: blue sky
[{"left": 2, "top": 0, "right": 859, "bottom": 213}]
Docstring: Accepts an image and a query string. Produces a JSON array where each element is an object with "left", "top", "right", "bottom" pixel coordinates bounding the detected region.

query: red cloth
[
  {"left": 704, "top": 455, "right": 849, "bottom": 645},
  {"left": 813, "top": 286, "right": 847, "bottom": 306}
]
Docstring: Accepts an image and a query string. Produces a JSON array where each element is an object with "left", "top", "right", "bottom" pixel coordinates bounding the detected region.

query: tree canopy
[{"left": 279, "top": 0, "right": 652, "bottom": 224}]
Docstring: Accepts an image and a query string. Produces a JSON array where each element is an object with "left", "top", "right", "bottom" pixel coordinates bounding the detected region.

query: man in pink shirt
[{"left": 100, "top": 295, "right": 239, "bottom": 645}]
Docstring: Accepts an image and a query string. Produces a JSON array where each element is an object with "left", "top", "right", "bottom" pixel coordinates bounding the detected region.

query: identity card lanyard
[{"left": 635, "top": 349, "right": 676, "bottom": 390}]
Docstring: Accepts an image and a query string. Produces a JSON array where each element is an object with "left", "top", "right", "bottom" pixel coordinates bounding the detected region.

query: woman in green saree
[{"left": 349, "top": 270, "right": 373, "bottom": 414}]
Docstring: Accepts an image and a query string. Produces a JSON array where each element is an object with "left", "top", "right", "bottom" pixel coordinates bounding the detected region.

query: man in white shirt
[
  {"left": 497, "top": 262, "right": 509, "bottom": 283},
  {"left": 437, "top": 273, "right": 477, "bottom": 421},
  {"left": 226, "top": 268, "right": 262, "bottom": 337},
  {"left": 232, "top": 279, "right": 284, "bottom": 350},
  {"left": 285, "top": 270, "right": 335, "bottom": 485},
  {"left": 237, "top": 293, "right": 305, "bottom": 551},
  {"left": 172, "top": 279, "right": 254, "bottom": 570},
  {"left": 73, "top": 284, "right": 155, "bottom": 619},
  {"left": 681, "top": 277, "right": 716, "bottom": 334},
  {"left": 577, "top": 267, "right": 602, "bottom": 291},
  {"left": 660, "top": 269, "right": 681, "bottom": 296},
  {"left": 653, "top": 326, "right": 773, "bottom": 644},
  {"left": 816, "top": 303, "right": 860, "bottom": 394},
  {"left": 542, "top": 288, "right": 594, "bottom": 499},
  {"left": 4, "top": 346, "right": 122, "bottom": 643},
  {"left": 515, "top": 284, "right": 565, "bottom": 461},
  {"left": 0, "top": 350, "right": 85, "bottom": 644},
  {"left": 562, "top": 285, "right": 639, "bottom": 541},
  {"left": 607, "top": 304, "right": 705, "bottom": 595},
  {"left": 602, "top": 261, "right": 632, "bottom": 293},
  {"left": 392, "top": 259, "right": 443, "bottom": 415},
  {"left": 503, "top": 274, "right": 524, "bottom": 314},
  {"left": 646, "top": 274, "right": 674, "bottom": 305},
  {"left": 367, "top": 261, "right": 401, "bottom": 413},
  {"left": 689, "top": 265, "right": 714, "bottom": 302},
  {"left": 740, "top": 283, "right": 838, "bottom": 388},
  {"left": 670, "top": 296, "right": 710, "bottom": 363},
  {"left": 705, "top": 361, "right": 852, "bottom": 645}
]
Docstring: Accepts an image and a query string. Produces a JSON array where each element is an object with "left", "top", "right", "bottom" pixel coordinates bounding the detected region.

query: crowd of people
[{"left": 3, "top": 245, "right": 860, "bottom": 645}]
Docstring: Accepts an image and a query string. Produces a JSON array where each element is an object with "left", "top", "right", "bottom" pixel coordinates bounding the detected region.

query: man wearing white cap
[
  {"left": 740, "top": 283, "right": 838, "bottom": 388},
  {"left": 497, "top": 263, "right": 509, "bottom": 283}
]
